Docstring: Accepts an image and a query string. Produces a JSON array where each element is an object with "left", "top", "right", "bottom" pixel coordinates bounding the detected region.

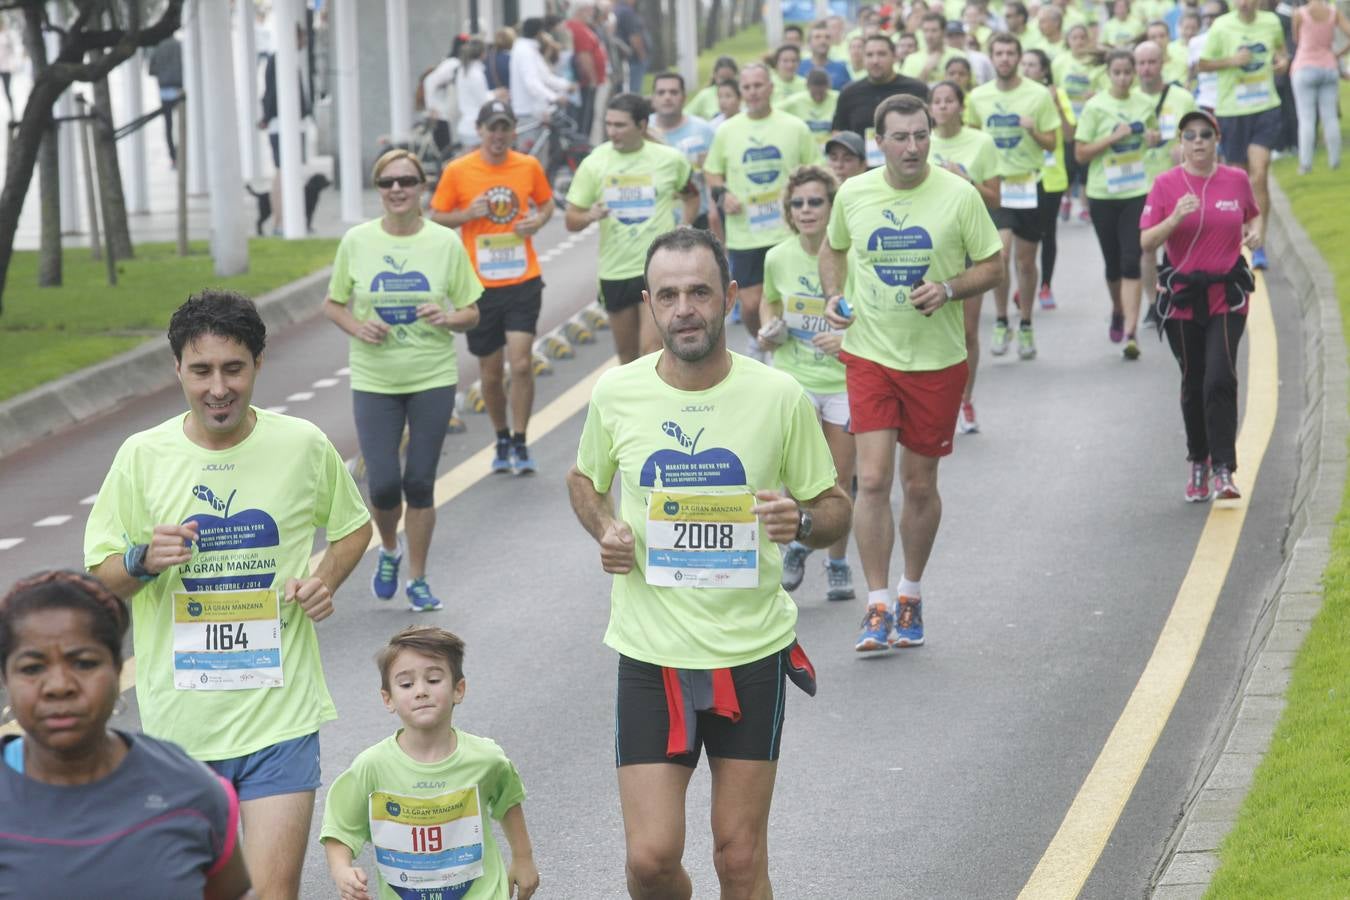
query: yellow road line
[
  {"left": 1018, "top": 273, "right": 1279, "bottom": 898},
  {"left": 0, "top": 358, "right": 615, "bottom": 737}
]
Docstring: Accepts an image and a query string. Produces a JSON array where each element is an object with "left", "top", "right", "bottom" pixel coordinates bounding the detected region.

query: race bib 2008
[{"left": 646, "top": 491, "right": 759, "bottom": 589}]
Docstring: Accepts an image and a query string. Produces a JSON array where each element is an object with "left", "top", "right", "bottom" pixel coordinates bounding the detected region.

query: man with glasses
[
  {"left": 1198, "top": 0, "right": 1287, "bottom": 269},
  {"left": 431, "top": 101, "right": 555, "bottom": 474},
  {"left": 820, "top": 94, "right": 1002, "bottom": 653}
]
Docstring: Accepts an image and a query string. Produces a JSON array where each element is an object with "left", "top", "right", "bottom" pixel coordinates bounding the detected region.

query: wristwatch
[
  {"left": 795, "top": 505, "right": 814, "bottom": 542},
  {"left": 942, "top": 281, "right": 954, "bottom": 301},
  {"left": 124, "top": 543, "right": 158, "bottom": 583}
]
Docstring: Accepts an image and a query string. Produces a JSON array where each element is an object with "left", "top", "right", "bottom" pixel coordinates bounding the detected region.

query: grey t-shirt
[{"left": 0, "top": 730, "right": 235, "bottom": 899}]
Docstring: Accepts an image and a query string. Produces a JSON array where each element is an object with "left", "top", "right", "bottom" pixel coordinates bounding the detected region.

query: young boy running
[{"left": 321, "top": 626, "right": 538, "bottom": 900}]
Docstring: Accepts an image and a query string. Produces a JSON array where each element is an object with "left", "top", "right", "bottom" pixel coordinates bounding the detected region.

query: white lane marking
[
  {"left": 286, "top": 392, "right": 314, "bottom": 402},
  {"left": 34, "top": 515, "right": 72, "bottom": 527},
  {"left": 80, "top": 494, "right": 98, "bottom": 505},
  {"left": 267, "top": 405, "right": 289, "bottom": 413},
  {"left": 0, "top": 538, "right": 24, "bottom": 550},
  {"left": 336, "top": 367, "right": 351, "bottom": 376},
  {"left": 313, "top": 378, "right": 339, "bottom": 388}
]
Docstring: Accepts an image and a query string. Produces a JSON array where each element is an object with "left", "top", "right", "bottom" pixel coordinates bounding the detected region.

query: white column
[
  {"left": 676, "top": 2, "right": 697, "bottom": 89},
  {"left": 815, "top": 0, "right": 831, "bottom": 17},
  {"left": 765, "top": 0, "right": 784, "bottom": 49},
  {"left": 385, "top": 0, "right": 412, "bottom": 139},
  {"left": 272, "top": 0, "right": 306, "bottom": 239},
  {"left": 119, "top": 50, "right": 149, "bottom": 214},
  {"left": 233, "top": 0, "right": 262, "bottom": 182},
  {"left": 333, "top": 0, "right": 363, "bottom": 224},
  {"left": 199, "top": 0, "right": 247, "bottom": 273},
  {"left": 519, "top": 0, "right": 546, "bottom": 17},
  {"left": 182, "top": 1, "right": 208, "bottom": 195},
  {"left": 46, "top": 2, "right": 81, "bottom": 232}
]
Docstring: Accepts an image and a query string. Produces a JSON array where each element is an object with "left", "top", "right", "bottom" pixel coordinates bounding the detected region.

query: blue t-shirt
[
  {"left": 799, "top": 57, "right": 851, "bottom": 90},
  {"left": 0, "top": 731, "right": 238, "bottom": 898},
  {"left": 652, "top": 114, "right": 716, "bottom": 218}
]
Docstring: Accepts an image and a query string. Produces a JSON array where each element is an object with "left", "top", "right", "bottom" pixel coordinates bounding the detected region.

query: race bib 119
[{"left": 369, "top": 787, "right": 485, "bottom": 900}]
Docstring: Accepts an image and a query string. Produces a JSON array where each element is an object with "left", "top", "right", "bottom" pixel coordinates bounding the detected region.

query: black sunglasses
[
  {"left": 376, "top": 175, "right": 423, "bottom": 189},
  {"left": 790, "top": 196, "right": 827, "bottom": 209},
  {"left": 1181, "top": 129, "right": 1215, "bottom": 141}
]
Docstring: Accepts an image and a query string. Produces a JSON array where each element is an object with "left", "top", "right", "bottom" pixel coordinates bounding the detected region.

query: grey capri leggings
[{"left": 352, "top": 387, "right": 456, "bottom": 510}]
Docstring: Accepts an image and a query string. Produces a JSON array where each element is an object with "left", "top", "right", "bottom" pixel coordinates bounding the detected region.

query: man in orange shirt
[{"left": 432, "top": 100, "right": 555, "bottom": 475}]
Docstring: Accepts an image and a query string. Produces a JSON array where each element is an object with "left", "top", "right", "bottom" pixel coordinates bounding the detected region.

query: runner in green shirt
[
  {"left": 757, "top": 166, "right": 857, "bottom": 603},
  {"left": 686, "top": 57, "right": 739, "bottom": 120},
  {"left": 781, "top": 69, "right": 839, "bottom": 159},
  {"left": 1198, "top": 0, "right": 1288, "bottom": 268},
  {"left": 324, "top": 149, "right": 483, "bottom": 612},
  {"left": 901, "top": 13, "right": 967, "bottom": 82},
  {"left": 704, "top": 62, "right": 819, "bottom": 357},
  {"left": 770, "top": 44, "right": 808, "bottom": 104},
  {"left": 85, "top": 290, "right": 373, "bottom": 900},
  {"left": 567, "top": 227, "right": 850, "bottom": 899},
  {"left": 967, "top": 32, "right": 1060, "bottom": 360},
  {"left": 930, "top": 79, "right": 1002, "bottom": 435},
  {"left": 321, "top": 627, "right": 537, "bottom": 900},
  {"left": 566, "top": 92, "right": 697, "bottom": 364},
  {"left": 1075, "top": 49, "right": 1162, "bottom": 359},
  {"left": 1021, "top": 48, "right": 1078, "bottom": 313},
  {"left": 820, "top": 93, "right": 1002, "bottom": 654},
  {"left": 1052, "top": 24, "right": 1108, "bottom": 118},
  {"left": 1135, "top": 39, "right": 1197, "bottom": 317}
]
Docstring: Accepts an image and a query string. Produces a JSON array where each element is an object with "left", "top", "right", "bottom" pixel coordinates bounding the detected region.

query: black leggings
[
  {"left": 1038, "top": 184, "right": 1064, "bottom": 287},
  {"left": 1164, "top": 313, "right": 1246, "bottom": 471},
  {"left": 352, "top": 386, "right": 456, "bottom": 510},
  {"left": 1088, "top": 195, "right": 1145, "bottom": 282}
]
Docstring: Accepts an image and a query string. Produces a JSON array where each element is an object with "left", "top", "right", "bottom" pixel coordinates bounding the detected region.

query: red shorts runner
[{"left": 840, "top": 351, "right": 967, "bottom": 457}]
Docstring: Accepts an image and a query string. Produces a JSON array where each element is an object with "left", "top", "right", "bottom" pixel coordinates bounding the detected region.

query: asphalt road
[{"left": 0, "top": 215, "right": 1302, "bottom": 899}]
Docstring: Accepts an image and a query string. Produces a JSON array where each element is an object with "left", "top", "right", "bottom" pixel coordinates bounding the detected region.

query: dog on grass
[{"left": 245, "top": 173, "right": 332, "bottom": 235}]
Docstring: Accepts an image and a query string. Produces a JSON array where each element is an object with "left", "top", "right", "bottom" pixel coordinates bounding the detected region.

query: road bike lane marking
[
  {"left": 1019, "top": 271, "right": 1279, "bottom": 898},
  {"left": 0, "top": 357, "right": 617, "bottom": 738}
]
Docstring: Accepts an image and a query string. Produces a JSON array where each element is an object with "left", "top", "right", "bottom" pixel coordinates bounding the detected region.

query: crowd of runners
[{"left": 0, "top": 0, "right": 1299, "bottom": 896}]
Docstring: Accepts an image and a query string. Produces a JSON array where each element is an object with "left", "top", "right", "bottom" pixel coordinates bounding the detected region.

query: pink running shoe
[
  {"left": 1039, "top": 284, "right": 1056, "bottom": 310},
  {"left": 1212, "top": 466, "right": 1241, "bottom": 500},
  {"left": 1109, "top": 311, "right": 1125, "bottom": 343},
  {"left": 1185, "top": 462, "right": 1211, "bottom": 502}
]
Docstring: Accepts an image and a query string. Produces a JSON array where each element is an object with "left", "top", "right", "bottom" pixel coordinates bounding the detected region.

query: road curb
[
  {"left": 0, "top": 267, "right": 333, "bottom": 461},
  {"left": 1150, "top": 181, "right": 1348, "bottom": 898}
]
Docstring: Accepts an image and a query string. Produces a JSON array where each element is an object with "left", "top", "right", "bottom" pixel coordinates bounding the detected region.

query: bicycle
[{"left": 515, "top": 105, "right": 592, "bottom": 206}]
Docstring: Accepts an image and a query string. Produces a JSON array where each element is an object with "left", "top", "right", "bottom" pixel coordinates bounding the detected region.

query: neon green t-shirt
[
  {"left": 900, "top": 46, "right": 966, "bottom": 83},
  {"left": 327, "top": 219, "right": 484, "bottom": 395},
  {"left": 1143, "top": 83, "right": 1197, "bottom": 179},
  {"left": 966, "top": 77, "right": 1060, "bottom": 179},
  {"left": 930, "top": 125, "right": 1002, "bottom": 187},
  {"left": 826, "top": 165, "right": 1002, "bottom": 372},
  {"left": 771, "top": 72, "right": 808, "bottom": 105},
  {"left": 781, "top": 90, "right": 839, "bottom": 157},
  {"left": 1162, "top": 43, "right": 1190, "bottom": 85},
  {"left": 320, "top": 730, "right": 526, "bottom": 900},
  {"left": 1201, "top": 10, "right": 1285, "bottom": 116},
  {"left": 1053, "top": 53, "right": 1107, "bottom": 116},
  {"left": 763, "top": 237, "right": 848, "bottom": 395},
  {"left": 574, "top": 354, "right": 837, "bottom": 669},
  {"left": 1101, "top": 16, "right": 1142, "bottom": 47},
  {"left": 1076, "top": 90, "right": 1160, "bottom": 199},
  {"left": 566, "top": 140, "right": 692, "bottom": 280},
  {"left": 1041, "top": 87, "right": 1077, "bottom": 193},
  {"left": 83, "top": 409, "right": 370, "bottom": 760},
  {"left": 1023, "top": 31, "right": 1068, "bottom": 60},
  {"left": 686, "top": 84, "right": 721, "bottom": 120},
  {"left": 704, "top": 110, "right": 819, "bottom": 250},
  {"left": 1136, "top": 0, "right": 1175, "bottom": 24}
]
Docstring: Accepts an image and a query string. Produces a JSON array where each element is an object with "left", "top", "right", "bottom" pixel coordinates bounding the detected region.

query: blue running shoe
[
  {"left": 407, "top": 578, "right": 443, "bottom": 612},
  {"left": 893, "top": 595, "right": 924, "bottom": 647},
  {"left": 492, "top": 437, "right": 513, "bottom": 474},
  {"left": 371, "top": 547, "right": 401, "bottom": 600},
  {"left": 780, "top": 541, "right": 810, "bottom": 591},
  {"left": 1251, "top": 247, "right": 1268, "bottom": 270},
  {"left": 512, "top": 441, "right": 537, "bottom": 475},
  {"left": 855, "top": 604, "right": 894, "bottom": 652}
]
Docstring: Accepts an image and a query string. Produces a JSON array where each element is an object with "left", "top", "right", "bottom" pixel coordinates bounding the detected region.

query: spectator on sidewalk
[
  {"left": 614, "top": 0, "right": 651, "bottom": 93},
  {"left": 1290, "top": 0, "right": 1350, "bottom": 174},
  {"left": 457, "top": 38, "right": 501, "bottom": 151},
  {"left": 258, "top": 25, "right": 311, "bottom": 235},
  {"left": 509, "top": 18, "right": 575, "bottom": 131},
  {"left": 486, "top": 27, "right": 514, "bottom": 95},
  {"left": 566, "top": 2, "right": 609, "bottom": 135},
  {"left": 148, "top": 34, "right": 182, "bottom": 166},
  {"left": 422, "top": 34, "right": 467, "bottom": 158}
]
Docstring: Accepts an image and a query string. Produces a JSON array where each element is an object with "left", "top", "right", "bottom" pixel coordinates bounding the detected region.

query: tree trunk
[
  {"left": 91, "top": 64, "right": 133, "bottom": 260},
  {"left": 18, "top": 8, "right": 61, "bottom": 288},
  {"left": 706, "top": 0, "right": 723, "bottom": 49}
]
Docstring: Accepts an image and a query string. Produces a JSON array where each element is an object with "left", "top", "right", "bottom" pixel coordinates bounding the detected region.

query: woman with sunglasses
[
  {"left": 323, "top": 149, "right": 483, "bottom": 611},
  {"left": 757, "top": 165, "right": 857, "bottom": 603},
  {"left": 1075, "top": 49, "right": 1161, "bottom": 360},
  {"left": 928, "top": 80, "right": 1000, "bottom": 434},
  {"left": 1140, "top": 109, "right": 1260, "bottom": 502},
  {"left": 0, "top": 571, "right": 255, "bottom": 898}
]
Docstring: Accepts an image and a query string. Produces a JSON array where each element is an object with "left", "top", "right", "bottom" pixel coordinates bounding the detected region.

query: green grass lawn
[
  {"left": 644, "top": 23, "right": 769, "bottom": 94},
  {"left": 1206, "top": 82, "right": 1350, "bottom": 898},
  {"left": 0, "top": 238, "right": 338, "bottom": 402}
]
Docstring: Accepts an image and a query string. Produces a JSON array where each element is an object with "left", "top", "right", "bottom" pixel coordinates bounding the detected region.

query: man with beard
[
  {"left": 567, "top": 226, "right": 851, "bottom": 900},
  {"left": 832, "top": 34, "right": 929, "bottom": 167}
]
